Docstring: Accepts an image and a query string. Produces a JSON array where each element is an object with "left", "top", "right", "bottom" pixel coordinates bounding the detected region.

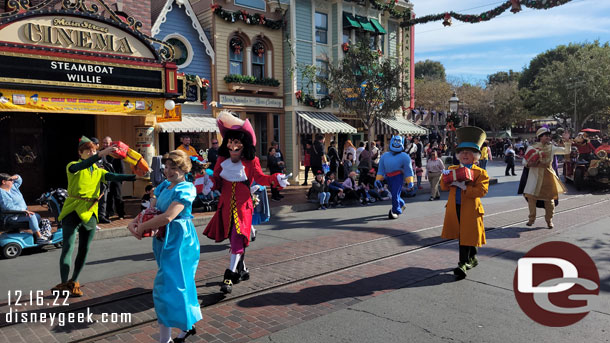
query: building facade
[
  {"left": 151, "top": 0, "right": 217, "bottom": 155},
  {"left": 192, "top": 0, "right": 286, "bottom": 166},
  {"left": 283, "top": 0, "right": 417, "bottom": 179}
]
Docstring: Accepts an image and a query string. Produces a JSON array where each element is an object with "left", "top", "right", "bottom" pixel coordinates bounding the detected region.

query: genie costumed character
[{"left": 375, "top": 136, "right": 414, "bottom": 219}]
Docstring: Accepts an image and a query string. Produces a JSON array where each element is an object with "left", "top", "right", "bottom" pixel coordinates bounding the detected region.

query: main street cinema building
[{"left": 0, "top": 0, "right": 179, "bottom": 201}]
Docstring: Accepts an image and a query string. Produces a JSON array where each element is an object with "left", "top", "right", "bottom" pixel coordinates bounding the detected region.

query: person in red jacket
[{"left": 203, "top": 110, "right": 289, "bottom": 294}]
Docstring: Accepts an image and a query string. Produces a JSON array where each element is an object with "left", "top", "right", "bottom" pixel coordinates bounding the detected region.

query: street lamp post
[{"left": 448, "top": 92, "right": 459, "bottom": 157}]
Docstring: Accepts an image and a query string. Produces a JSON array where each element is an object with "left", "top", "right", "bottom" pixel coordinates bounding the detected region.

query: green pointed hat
[
  {"left": 456, "top": 126, "right": 486, "bottom": 153},
  {"left": 78, "top": 135, "right": 92, "bottom": 147}
]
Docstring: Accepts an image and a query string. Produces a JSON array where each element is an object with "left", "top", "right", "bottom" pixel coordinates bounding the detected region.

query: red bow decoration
[{"left": 443, "top": 13, "right": 452, "bottom": 27}]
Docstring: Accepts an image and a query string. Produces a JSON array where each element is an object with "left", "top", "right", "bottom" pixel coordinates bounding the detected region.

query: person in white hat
[{"left": 522, "top": 127, "right": 572, "bottom": 228}]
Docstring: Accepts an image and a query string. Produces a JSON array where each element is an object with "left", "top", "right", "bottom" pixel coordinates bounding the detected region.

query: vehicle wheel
[
  {"left": 54, "top": 242, "right": 63, "bottom": 249},
  {"left": 574, "top": 168, "right": 585, "bottom": 191},
  {"left": 2, "top": 243, "right": 22, "bottom": 259}
]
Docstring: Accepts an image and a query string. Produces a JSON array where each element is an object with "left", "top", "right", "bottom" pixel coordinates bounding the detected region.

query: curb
[{"left": 92, "top": 178, "right": 499, "bottom": 241}]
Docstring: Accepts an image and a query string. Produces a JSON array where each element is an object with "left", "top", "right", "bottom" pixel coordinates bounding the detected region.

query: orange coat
[{"left": 440, "top": 165, "right": 489, "bottom": 247}]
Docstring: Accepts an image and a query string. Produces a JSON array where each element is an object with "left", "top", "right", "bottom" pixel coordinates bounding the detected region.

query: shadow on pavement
[{"left": 236, "top": 267, "right": 455, "bottom": 308}]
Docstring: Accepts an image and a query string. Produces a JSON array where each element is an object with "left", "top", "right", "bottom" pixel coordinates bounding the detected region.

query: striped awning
[
  {"left": 376, "top": 116, "right": 428, "bottom": 135},
  {"left": 156, "top": 114, "right": 218, "bottom": 133},
  {"left": 296, "top": 111, "right": 357, "bottom": 134}
]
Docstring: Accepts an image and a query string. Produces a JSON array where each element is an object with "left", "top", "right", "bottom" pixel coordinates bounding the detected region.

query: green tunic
[{"left": 58, "top": 159, "right": 108, "bottom": 223}]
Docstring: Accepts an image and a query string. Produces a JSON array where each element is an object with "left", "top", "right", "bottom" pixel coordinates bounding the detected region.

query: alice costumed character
[
  {"left": 440, "top": 127, "right": 489, "bottom": 280},
  {"left": 203, "top": 110, "right": 289, "bottom": 294},
  {"left": 375, "top": 136, "right": 414, "bottom": 219}
]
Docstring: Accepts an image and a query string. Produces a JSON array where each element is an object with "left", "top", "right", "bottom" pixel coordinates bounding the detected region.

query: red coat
[{"left": 203, "top": 156, "right": 280, "bottom": 245}]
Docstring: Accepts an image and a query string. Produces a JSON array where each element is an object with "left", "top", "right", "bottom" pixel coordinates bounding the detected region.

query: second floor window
[
  {"left": 229, "top": 37, "right": 243, "bottom": 75},
  {"left": 252, "top": 42, "right": 266, "bottom": 79},
  {"left": 315, "top": 12, "right": 328, "bottom": 44}
]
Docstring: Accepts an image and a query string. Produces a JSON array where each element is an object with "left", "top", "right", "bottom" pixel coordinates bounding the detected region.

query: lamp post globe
[{"left": 449, "top": 92, "right": 459, "bottom": 114}]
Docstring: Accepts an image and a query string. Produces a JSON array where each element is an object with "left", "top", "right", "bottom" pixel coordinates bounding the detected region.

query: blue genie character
[{"left": 375, "top": 136, "right": 414, "bottom": 219}]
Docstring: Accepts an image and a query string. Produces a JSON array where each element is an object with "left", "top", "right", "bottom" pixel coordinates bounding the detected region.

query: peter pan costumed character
[
  {"left": 523, "top": 127, "right": 571, "bottom": 229},
  {"left": 52, "top": 136, "right": 136, "bottom": 296},
  {"left": 375, "top": 135, "right": 415, "bottom": 219},
  {"left": 440, "top": 127, "right": 489, "bottom": 280},
  {"left": 203, "top": 111, "right": 289, "bottom": 294}
]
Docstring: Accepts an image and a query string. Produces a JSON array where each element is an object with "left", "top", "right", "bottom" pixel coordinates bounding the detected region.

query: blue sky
[{"left": 412, "top": 0, "right": 610, "bottom": 83}]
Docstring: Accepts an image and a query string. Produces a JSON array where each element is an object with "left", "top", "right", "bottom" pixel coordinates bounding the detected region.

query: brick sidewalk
[{"left": 0, "top": 194, "right": 607, "bottom": 342}]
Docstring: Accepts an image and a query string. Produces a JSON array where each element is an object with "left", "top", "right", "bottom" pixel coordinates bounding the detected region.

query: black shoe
[
  {"left": 505, "top": 174, "right": 510, "bottom": 176},
  {"left": 301, "top": 182, "right": 307, "bottom": 186},
  {"left": 278, "top": 194, "right": 285, "bottom": 199},
  {"left": 98, "top": 217, "right": 111, "bottom": 224},
  {"left": 271, "top": 197, "right": 281, "bottom": 202},
  {"left": 173, "top": 327, "right": 196, "bottom": 343},
  {"left": 512, "top": 174, "right": 517, "bottom": 176},
  {"left": 435, "top": 196, "right": 440, "bottom": 200},
  {"left": 453, "top": 263, "right": 467, "bottom": 280},
  {"left": 220, "top": 269, "right": 235, "bottom": 294}
]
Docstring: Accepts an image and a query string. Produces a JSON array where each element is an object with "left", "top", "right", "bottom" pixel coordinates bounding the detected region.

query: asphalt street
[{"left": 252, "top": 215, "right": 610, "bottom": 343}]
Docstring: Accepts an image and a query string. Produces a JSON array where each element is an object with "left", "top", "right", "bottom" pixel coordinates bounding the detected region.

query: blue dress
[{"left": 152, "top": 180, "right": 202, "bottom": 330}]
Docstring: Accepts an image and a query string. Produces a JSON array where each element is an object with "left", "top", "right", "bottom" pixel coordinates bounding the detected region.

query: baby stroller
[{"left": 0, "top": 189, "right": 65, "bottom": 259}]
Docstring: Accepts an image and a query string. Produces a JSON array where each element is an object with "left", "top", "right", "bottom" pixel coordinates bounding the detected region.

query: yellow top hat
[{"left": 456, "top": 126, "right": 486, "bottom": 153}]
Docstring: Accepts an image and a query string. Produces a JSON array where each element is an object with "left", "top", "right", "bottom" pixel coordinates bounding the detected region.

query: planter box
[{"left": 227, "top": 82, "right": 279, "bottom": 94}]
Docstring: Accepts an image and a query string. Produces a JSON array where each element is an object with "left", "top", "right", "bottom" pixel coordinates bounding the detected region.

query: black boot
[
  {"left": 173, "top": 327, "right": 196, "bottom": 343},
  {"left": 236, "top": 254, "right": 250, "bottom": 281},
  {"left": 220, "top": 269, "right": 236, "bottom": 294}
]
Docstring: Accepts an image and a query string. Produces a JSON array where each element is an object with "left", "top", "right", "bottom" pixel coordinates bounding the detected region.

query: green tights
[{"left": 59, "top": 212, "right": 97, "bottom": 283}]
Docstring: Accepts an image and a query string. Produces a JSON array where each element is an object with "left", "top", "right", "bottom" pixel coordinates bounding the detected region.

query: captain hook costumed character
[
  {"left": 375, "top": 135, "right": 415, "bottom": 219},
  {"left": 203, "top": 110, "right": 289, "bottom": 294}
]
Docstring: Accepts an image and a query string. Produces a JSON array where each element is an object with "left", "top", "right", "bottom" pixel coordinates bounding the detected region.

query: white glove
[
  {"left": 250, "top": 184, "right": 261, "bottom": 194},
  {"left": 442, "top": 169, "right": 451, "bottom": 175},
  {"left": 451, "top": 181, "right": 466, "bottom": 190},
  {"left": 277, "top": 174, "right": 290, "bottom": 188}
]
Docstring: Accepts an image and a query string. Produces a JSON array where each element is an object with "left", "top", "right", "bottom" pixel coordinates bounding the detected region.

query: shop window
[
  {"left": 252, "top": 41, "right": 266, "bottom": 79},
  {"left": 229, "top": 37, "right": 244, "bottom": 75},
  {"left": 273, "top": 114, "right": 280, "bottom": 144},
  {"left": 343, "top": 29, "right": 351, "bottom": 44},
  {"left": 316, "top": 59, "right": 329, "bottom": 96},
  {"left": 315, "top": 12, "right": 328, "bottom": 44}
]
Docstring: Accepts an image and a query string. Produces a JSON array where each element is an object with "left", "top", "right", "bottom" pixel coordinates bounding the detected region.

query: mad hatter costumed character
[
  {"left": 522, "top": 127, "right": 571, "bottom": 229},
  {"left": 203, "top": 111, "right": 289, "bottom": 294},
  {"left": 53, "top": 136, "right": 136, "bottom": 296},
  {"left": 375, "top": 136, "right": 414, "bottom": 219},
  {"left": 440, "top": 127, "right": 489, "bottom": 280}
]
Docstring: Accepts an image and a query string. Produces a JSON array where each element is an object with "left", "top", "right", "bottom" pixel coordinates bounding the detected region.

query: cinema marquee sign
[
  {"left": 0, "top": 15, "right": 156, "bottom": 59},
  {"left": 0, "top": 14, "right": 169, "bottom": 94},
  {"left": 23, "top": 18, "right": 134, "bottom": 54}
]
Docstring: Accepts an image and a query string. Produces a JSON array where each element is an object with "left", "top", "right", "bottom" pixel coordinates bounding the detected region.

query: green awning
[
  {"left": 355, "top": 15, "right": 376, "bottom": 32},
  {"left": 343, "top": 13, "right": 361, "bottom": 29},
  {"left": 369, "top": 18, "right": 386, "bottom": 34}
]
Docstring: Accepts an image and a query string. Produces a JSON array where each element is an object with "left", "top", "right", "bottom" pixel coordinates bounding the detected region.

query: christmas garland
[
  {"left": 224, "top": 74, "right": 280, "bottom": 87},
  {"left": 211, "top": 3, "right": 283, "bottom": 30},
  {"left": 295, "top": 90, "right": 333, "bottom": 109},
  {"left": 401, "top": 0, "right": 573, "bottom": 27}
]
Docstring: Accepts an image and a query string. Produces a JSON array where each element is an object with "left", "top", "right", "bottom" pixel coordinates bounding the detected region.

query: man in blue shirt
[{"left": 0, "top": 173, "right": 50, "bottom": 244}]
